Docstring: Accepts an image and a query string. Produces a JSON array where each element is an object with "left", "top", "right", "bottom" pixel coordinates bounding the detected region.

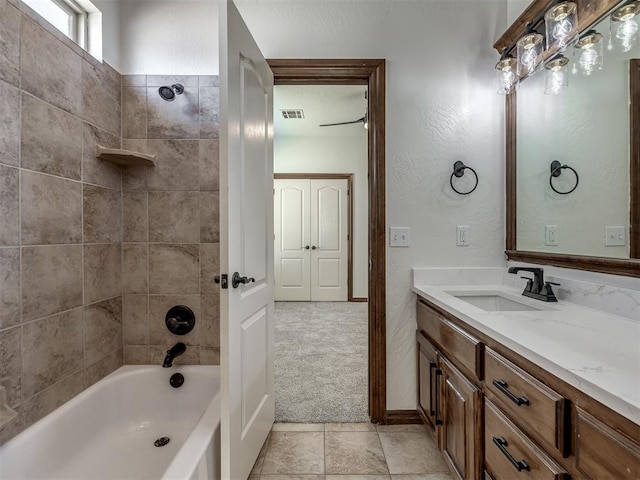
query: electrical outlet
[
  {"left": 456, "top": 226, "right": 470, "bottom": 246},
  {"left": 605, "top": 226, "right": 626, "bottom": 246},
  {"left": 389, "top": 227, "right": 410, "bottom": 247},
  {"left": 545, "top": 225, "right": 558, "bottom": 246}
]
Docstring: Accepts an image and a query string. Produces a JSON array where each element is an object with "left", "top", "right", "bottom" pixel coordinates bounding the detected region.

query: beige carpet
[{"left": 274, "top": 301, "right": 369, "bottom": 423}]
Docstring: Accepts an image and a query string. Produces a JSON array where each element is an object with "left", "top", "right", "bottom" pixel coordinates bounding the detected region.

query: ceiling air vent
[{"left": 281, "top": 109, "right": 304, "bottom": 119}]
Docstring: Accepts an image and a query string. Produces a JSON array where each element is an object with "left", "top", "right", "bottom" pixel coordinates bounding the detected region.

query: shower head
[{"left": 158, "top": 84, "right": 185, "bottom": 102}]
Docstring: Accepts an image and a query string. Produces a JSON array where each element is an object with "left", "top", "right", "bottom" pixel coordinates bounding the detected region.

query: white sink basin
[{"left": 445, "top": 291, "right": 553, "bottom": 312}]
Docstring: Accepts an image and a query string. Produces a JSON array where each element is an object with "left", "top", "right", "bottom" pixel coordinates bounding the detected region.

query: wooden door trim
[
  {"left": 269, "top": 59, "right": 387, "bottom": 424},
  {"left": 274, "top": 173, "right": 355, "bottom": 301}
]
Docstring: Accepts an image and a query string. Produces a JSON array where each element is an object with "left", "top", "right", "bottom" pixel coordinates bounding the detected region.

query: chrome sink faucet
[{"left": 508, "top": 267, "right": 559, "bottom": 302}]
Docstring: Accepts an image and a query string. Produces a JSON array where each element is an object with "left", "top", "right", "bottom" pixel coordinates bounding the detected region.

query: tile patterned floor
[{"left": 250, "top": 423, "right": 454, "bottom": 479}]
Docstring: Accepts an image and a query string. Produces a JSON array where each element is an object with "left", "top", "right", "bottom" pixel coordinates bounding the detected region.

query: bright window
[{"left": 23, "top": 0, "right": 87, "bottom": 44}]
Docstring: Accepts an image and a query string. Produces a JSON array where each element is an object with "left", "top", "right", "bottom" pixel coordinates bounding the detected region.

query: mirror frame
[{"left": 497, "top": 1, "right": 640, "bottom": 278}]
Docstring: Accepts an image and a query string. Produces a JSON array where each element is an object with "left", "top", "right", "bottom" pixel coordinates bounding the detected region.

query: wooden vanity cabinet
[{"left": 417, "top": 331, "right": 440, "bottom": 429}]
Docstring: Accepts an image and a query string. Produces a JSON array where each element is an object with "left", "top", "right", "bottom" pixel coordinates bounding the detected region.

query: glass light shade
[
  {"left": 545, "top": 2, "right": 579, "bottom": 49},
  {"left": 610, "top": 2, "right": 640, "bottom": 52},
  {"left": 574, "top": 31, "right": 604, "bottom": 75},
  {"left": 544, "top": 56, "right": 569, "bottom": 94},
  {"left": 517, "top": 32, "right": 544, "bottom": 77},
  {"left": 495, "top": 57, "right": 519, "bottom": 95}
]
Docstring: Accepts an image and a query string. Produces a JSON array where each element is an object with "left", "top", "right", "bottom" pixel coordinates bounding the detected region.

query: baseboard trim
[
  {"left": 385, "top": 409, "right": 422, "bottom": 424},
  {"left": 350, "top": 297, "right": 368, "bottom": 302}
]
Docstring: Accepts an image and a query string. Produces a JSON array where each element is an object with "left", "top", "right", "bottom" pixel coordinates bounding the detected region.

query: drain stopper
[{"left": 154, "top": 437, "right": 170, "bottom": 447}]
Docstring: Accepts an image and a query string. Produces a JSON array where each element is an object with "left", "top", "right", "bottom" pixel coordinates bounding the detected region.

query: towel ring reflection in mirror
[
  {"left": 549, "top": 160, "right": 579, "bottom": 195},
  {"left": 450, "top": 161, "right": 479, "bottom": 195}
]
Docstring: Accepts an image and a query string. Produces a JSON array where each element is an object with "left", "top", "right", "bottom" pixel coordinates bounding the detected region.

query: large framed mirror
[{"left": 500, "top": 0, "right": 640, "bottom": 277}]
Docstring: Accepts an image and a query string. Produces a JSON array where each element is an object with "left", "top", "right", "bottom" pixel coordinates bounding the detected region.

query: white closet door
[
  {"left": 310, "top": 179, "right": 348, "bottom": 301},
  {"left": 274, "top": 179, "right": 311, "bottom": 301}
]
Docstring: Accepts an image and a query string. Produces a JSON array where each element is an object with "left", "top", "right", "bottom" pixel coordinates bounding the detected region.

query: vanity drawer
[
  {"left": 575, "top": 407, "right": 640, "bottom": 480},
  {"left": 485, "top": 399, "right": 569, "bottom": 480},
  {"left": 484, "top": 348, "right": 569, "bottom": 456},
  {"left": 417, "top": 299, "right": 483, "bottom": 380}
]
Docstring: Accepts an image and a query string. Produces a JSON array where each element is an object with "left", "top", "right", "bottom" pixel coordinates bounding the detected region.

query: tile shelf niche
[{"left": 96, "top": 145, "right": 155, "bottom": 167}]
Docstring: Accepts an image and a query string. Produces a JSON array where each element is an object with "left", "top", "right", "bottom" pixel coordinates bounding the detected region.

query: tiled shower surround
[
  {"left": 0, "top": 0, "right": 220, "bottom": 444},
  {"left": 120, "top": 74, "right": 220, "bottom": 366}
]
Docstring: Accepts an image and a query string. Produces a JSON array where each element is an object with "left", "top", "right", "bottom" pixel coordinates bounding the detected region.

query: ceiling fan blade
[{"left": 319, "top": 116, "right": 365, "bottom": 127}]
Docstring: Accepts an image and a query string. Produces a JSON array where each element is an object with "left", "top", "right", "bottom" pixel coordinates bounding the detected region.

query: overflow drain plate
[{"left": 154, "top": 437, "right": 170, "bottom": 447}]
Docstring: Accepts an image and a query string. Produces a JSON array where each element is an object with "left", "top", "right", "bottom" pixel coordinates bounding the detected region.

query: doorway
[{"left": 268, "top": 59, "right": 389, "bottom": 424}]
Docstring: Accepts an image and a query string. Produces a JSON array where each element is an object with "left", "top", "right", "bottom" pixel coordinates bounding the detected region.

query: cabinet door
[
  {"left": 417, "top": 331, "right": 440, "bottom": 429},
  {"left": 439, "top": 355, "right": 482, "bottom": 480}
]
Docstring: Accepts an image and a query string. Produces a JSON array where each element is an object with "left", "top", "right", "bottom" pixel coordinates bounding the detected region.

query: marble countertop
[{"left": 412, "top": 275, "right": 640, "bottom": 426}]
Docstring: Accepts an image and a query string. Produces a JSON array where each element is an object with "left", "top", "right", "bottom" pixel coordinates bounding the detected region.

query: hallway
[{"left": 275, "top": 302, "right": 368, "bottom": 423}]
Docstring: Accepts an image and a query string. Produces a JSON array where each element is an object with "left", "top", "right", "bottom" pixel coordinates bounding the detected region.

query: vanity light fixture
[
  {"left": 574, "top": 30, "right": 604, "bottom": 76},
  {"left": 544, "top": 56, "right": 570, "bottom": 94},
  {"left": 517, "top": 25, "right": 544, "bottom": 76},
  {"left": 609, "top": 1, "right": 640, "bottom": 52},
  {"left": 495, "top": 50, "right": 519, "bottom": 95},
  {"left": 545, "top": 1, "right": 579, "bottom": 50}
]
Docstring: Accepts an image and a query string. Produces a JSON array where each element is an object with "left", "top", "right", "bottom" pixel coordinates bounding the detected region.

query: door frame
[
  {"left": 274, "top": 173, "right": 358, "bottom": 302},
  {"left": 268, "top": 59, "right": 388, "bottom": 424}
]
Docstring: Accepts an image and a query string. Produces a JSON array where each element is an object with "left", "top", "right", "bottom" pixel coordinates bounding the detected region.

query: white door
[
  {"left": 274, "top": 178, "right": 348, "bottom": 302},
  {"left": 219, "top": 1, "right": 274, "bottom": 479},
  {"left": 274, "top": 179, "right": 311, "bottom": 301}
]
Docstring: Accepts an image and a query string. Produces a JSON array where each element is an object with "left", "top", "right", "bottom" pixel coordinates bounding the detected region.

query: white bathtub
[{"left": 0, "top": 366, "right": 221, "bottom": 480}]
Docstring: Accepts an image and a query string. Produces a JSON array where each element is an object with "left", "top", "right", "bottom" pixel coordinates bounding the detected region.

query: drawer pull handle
[
  {"left": 492, "top": 436, "right": 530, "bottom": 472},
  {"left": 493, "top": 380, "right": 530, "bottom": 406}
]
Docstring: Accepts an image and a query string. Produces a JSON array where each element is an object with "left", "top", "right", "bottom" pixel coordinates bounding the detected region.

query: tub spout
[{"left": 162, "top": 342, "right": 186, "bottom": 368}]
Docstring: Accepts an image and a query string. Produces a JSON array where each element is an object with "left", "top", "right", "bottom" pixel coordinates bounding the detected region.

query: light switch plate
[
  {"left": 389, "top": 227, "right": 410, "bottom": 247},
  {"left": 605, "top": 226, "right": 626, "bottom": 246}
]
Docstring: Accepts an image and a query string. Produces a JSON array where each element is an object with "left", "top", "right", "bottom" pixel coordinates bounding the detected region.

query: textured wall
[
  {"left": 0, "top": 0, "right": 123, "bottom": 444},
  {"left": 516, "top": 16, "right": 631, "bottom": 258},
  {"left": 236, "top": 0, "right": 509, "bottom": 409},
  {"left": 120, "top": 75, "right": 221, "bottom": 366},
  {"left": 274, "top": 136, "right": 369, "bottom": 299}
]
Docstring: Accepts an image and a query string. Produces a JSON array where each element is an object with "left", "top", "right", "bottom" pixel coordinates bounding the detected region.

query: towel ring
[
  {"left": 549, "top": 161, "right": 579, "bottom": 195},
  {"left": 450, "top": 161, "right": 478, "bottom": 195}
]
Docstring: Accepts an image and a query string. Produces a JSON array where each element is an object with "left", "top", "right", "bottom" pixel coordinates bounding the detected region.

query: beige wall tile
[
  {"left": 146, "top": 75, "right": 198, "bottom": 87},
  {"left": 147, "top": 140, "right": 199, "bottom": 191},
  {"left": 83, "top": 185, "right": 122, "bottom": 244},
  {"left": 0, "top": 165, "right": 19, "bottom": 245},
  {"left": 123, "top": 294, "right": 148, "bottom": 345},
  {"left": 200, "top": 191, "right": 220, "bottom": 243},
  {"left": 124, "top": 199, "right": 148, "bottom": 249},
  {"left": 123, "top": 191, "right": 148, "bottom": 242},
  {"left": 200, "top": 243, "right": 220, "bottom": 295},
  {"left": 82, "top": 124, "right": 122, "bottom": 190},
  {"left": 21, "top": 171, "right": 82, "bottom": 245},
  {"left": 21, "top": 372, "right": 84, "bottom": 429},
  {"left": 149, "top": 244, "right": 199, "bottom": 294},
  {"left": 199, "top": 140, "right": 219, "bottom": 191},
  {"left": 124, "top": 345, "right": 149, "bottom": 364},
  {"left": 83, "top": 244, "right": 122, "bottom": 304},
  {"left": 122, "top": 244, "right": 148, "bottom": 294},
  {"left": 81, "top": 59, "right": 121, "bottom": 136},
  {"left": 0, "top": 1, "right": 20, "bottom": 87},
  {"left": 84, "top": 348, "right": 122, "bottom": 387},
  {"left": 21, "top": 94, "right": 82, "bottom": 180},
  {"left": 122, "top": 87, "right": 147, "bottom": 139},
  {"left": 21, "top": 245, "right": 83, "bottom": 320},
  {"left": 0, "top": 248, "right": 20, "bottom": 329},
  {"left": 83, "top": 296, "right": 122, "bottom": 365},
  {"left": 0, "top": 81, "right": 20, "bottom": 166},
  {"left": 0, "top": 405, "right": 23, "bottom": 446},
  {"left": 198, "top": 76, "right": 219, "bottom": 88},
  {"left": 122, "top": 75, "right": 146, "bottom": 87},
  {"left": 147, "top": 87, "right": 199, "bottom": 139},
  {"left": 21, "top": 308, "right": 83, "bottom": 397},
  {"left": 148, "top": 294, "right": 200, "bottom": 346},
  {"left": 199, "top": 347, "right": 219, "bottom": 365},
  {"left": 0, "top": 326, "right": 21, "bottom": 408},
  {"left": 20, "top": 18, "right": 82, "bottom": 116},
  {"left": 199, "top": 86, "right": 219, "bottom": 139},
  {"left": 201, "top": 293, "right": 220, "bottom": 348},
  {"left": 148, "top": 191, "right": 199, "bottom": 243},
  {"left": 149, "top": 344, "right": 199, "bottom": 365}
]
